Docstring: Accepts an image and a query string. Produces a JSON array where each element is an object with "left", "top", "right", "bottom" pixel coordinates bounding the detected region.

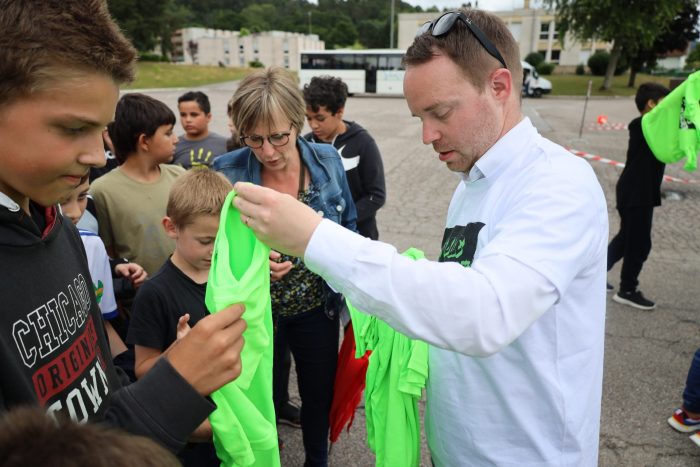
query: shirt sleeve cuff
[{"left": 304, "top": 219, "right": 367, "bottom": 290}]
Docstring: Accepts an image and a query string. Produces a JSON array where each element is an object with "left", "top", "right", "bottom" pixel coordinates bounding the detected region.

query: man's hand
[
  {"left": 233, "top": 182, "right": 323, "bottom": 258},
  {"left": 269, "top": 250, "right": 293, "bottom": 282},
  {"left": 114, "top": 262, "right": 147, "bottom": 288},
  {"left": 166, "top": 303, "right": 246, "bottom": 396}
]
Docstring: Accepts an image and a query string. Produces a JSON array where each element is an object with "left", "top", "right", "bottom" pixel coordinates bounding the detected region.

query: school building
[
  {"left": 397, "top": 0, "right": 610, "bottom": 71},
  {"left": 171, "top": 28, "right": 324, "bottom": 70}
]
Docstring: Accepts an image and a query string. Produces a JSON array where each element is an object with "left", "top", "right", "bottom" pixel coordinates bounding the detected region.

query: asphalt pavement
[{"left": 142, "top": 82, "right": 700, "bottom": 466}]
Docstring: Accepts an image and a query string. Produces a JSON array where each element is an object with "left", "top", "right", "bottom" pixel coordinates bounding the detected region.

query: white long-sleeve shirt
[{"left": 305, "top": 118, "right": 608, "bottom": 466}]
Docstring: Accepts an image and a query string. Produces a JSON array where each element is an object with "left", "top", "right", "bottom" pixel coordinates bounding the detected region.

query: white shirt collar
[{"left": 460, "top": 116, "right": 535, "bottom": 184}]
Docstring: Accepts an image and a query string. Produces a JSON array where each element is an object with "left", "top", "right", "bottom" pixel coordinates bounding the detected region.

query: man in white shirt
[{"left": 232, "top": 8, "right": 608, "bottom": 467}]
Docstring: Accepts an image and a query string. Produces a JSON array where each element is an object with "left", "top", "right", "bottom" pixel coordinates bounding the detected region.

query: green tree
[
  {"left": 544, "top": 0, "right": 686, "bottom": 90},
  {"left": 240, "top": 4, "right": 276, "bottom": 33},
  {"left": 325, "top": 15, "right": 358, "bottom": 48},
  {"left": 627, "top": 0, "right": 699, "bottom": 86}
]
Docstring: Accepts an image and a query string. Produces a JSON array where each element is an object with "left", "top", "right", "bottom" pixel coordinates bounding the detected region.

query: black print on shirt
[{"left": 438, "top": 222, "right": 485, "bottom": 268}]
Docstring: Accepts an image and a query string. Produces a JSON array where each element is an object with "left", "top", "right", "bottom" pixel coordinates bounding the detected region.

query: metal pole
[
  {"left": 578, "top": 80, "right": 592, "bottom": 139},
  {"left": 389, "top": 0, "right": 395, "bottom": 49}
]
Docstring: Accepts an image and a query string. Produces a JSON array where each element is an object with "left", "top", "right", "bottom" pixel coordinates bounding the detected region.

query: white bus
[{"left": 299, "top": 49, "right": 406, "bottom": 96}]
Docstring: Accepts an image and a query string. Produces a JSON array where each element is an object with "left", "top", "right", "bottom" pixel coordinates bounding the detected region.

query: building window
[
  {"left": 539, "top": 23, "right": 549, "bottom": 40},
  {"left": 550, "top": 50, "right": 560, "bottom": 63}
]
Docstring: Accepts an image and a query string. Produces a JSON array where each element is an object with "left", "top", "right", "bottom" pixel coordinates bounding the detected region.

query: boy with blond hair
[
  {"left": 0, "top": 0, "right": 246, "bottom": 454},
  {"left": 128, "top": 169, "right": 233, "bottom": 465}
]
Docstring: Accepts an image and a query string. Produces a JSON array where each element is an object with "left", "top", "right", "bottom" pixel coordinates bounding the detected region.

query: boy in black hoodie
[
  {"left": 0, "top": 0, "right": 246, "bottom": 454},
  {"left": 303, "top": 76, "right": 386, "bottom": 240}
]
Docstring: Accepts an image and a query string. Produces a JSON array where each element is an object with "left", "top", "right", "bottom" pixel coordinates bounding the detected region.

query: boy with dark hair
[
  {"left": 92, "top": 93, "right": 185, "bottom": 276},
  {"left": 0, "top": 0, "right": 246, "bottom": 453},
  {"left": 128, "top": 169, "right": 234, "bottom": 466},
  {"left": 174, "top": 91, "right": 228, "bottom": 169},
  {"left": 303, "top": 75, "right": 386, "bottom": 240},
  {"left": 607, "top": 82, "right": 670, "bottom": 309}
]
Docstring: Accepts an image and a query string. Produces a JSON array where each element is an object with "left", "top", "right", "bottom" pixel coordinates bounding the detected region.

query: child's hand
[
  {"left": 269, "top": 250, "right": 293, "bottom": 282},
  {"left": 177, "top": 314, "right": 191, "bottom": 340},
  {"left": 167, "top": 303, "right": 247, "bottom": 396},
  {"left": 115, "top": 262, "right": 148, "bottom": 288}
]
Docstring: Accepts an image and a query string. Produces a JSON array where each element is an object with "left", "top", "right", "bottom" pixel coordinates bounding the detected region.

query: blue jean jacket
[{"left": 213, "top": 137, "right": 358, "bottom": 318}]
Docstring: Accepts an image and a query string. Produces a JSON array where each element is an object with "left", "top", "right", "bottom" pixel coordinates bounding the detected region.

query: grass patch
[
  {"left": 126, "top": 62, "right": 253, "bottom": 89},
  {"left": 548, "top": 73, "right": 676, "bottom": 97}
]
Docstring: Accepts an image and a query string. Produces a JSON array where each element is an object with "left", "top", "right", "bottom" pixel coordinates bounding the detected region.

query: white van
[{"left": 521, "top": 60, "right": 552, "bottom": 98}]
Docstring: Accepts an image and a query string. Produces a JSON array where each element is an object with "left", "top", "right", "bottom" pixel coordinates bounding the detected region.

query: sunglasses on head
[{"left": 416, "top": 11, "right": 508, "bottom": 70}]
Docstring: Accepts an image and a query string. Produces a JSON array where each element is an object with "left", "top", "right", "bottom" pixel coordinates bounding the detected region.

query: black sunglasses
[{"left": 417, "top": 11, "right": 508, "bottom": 70}]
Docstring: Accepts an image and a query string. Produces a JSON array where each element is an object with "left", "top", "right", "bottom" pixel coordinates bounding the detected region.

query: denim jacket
[{"left": 213, "top": 137, "right": 358, "bottom": 318}]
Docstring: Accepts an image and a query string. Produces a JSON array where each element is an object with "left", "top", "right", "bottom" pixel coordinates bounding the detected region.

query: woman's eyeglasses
[
  {"left": 240, "top": 125, "right": 293, "bottom": 149},
  {"left": 416, "top": 11, "right": 507, "bottom": 70}
]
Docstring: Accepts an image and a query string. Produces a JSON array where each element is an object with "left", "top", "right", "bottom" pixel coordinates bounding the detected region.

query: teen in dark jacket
[{"left": 304, "top": 76, "right": 386, "bottom": 240}]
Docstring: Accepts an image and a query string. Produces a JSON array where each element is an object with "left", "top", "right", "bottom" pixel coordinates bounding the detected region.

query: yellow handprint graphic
[{"left": 190, "top": 147, "right": 214, "bottom": 167}]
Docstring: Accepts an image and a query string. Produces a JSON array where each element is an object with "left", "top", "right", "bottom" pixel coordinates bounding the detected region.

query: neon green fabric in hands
[
  {"left": 347, "top": 247, "right": 429, "bottom": 467},
  {"left": 642, "top": 70, "right": 700, "bottom": 172},
  {"left": 205, "top": 190, "right": 280, "bottom": 467}
]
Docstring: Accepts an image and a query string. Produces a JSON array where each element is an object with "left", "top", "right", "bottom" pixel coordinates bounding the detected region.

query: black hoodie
[
  {"left": 0, "top": 197, "right": 213, "bottom": 452},
  {"left": 306, "top": 120, "right": 386, "bottom": 239}
]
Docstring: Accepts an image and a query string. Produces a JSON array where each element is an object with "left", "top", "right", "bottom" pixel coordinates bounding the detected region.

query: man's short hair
[
  {"left": 178, "top": 91, "right": 212, "bottom": 114},
  {"left": 0, "top": 0, "right": 136, "bottom": 107},
  {"left": 0, "top": 407, "right": 180, "bottom": 467},
  {"left": 303, "top": 76, "right": 348, "bottom": 114},
  {"left": 167, "top": 168, "right": 233, "bottom": 228},
  {"left": 107, "top": 93, "right": 176, "bottom": 163},
  {"left": 634, "top": 82, "right": 670, "bottom": 112},
  {"left": 403, "top": 8, "right": 522, "bottom": 92},
  {"left": 229, "top": 67, "right": 306, "bottom": 136}
]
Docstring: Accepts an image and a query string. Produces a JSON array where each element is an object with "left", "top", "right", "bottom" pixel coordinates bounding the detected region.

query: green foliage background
[{"left": 107, "top": 0, "right": 441, "bottom": 53}]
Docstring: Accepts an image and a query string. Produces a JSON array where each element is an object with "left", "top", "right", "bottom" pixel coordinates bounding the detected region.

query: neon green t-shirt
[
  {"left": 348, "top": 248, "right": 429, "bottom": 467},
  {"left": 642, "top": 70, "right": 700, "bottom": 172},
  {"left": 205, "top": 190, "right": 280, "bottom": 467}
]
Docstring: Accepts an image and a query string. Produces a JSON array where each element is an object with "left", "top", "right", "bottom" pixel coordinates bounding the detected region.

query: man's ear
[
  {"left": 490, "top": 68, "right": 513, "bottom": 103},
  {"left": 336, "top": 106, "right": 345, "bottom": 119},
  {"left": 162, "top": 216, "right": 178, "bottom": 239},
  {"left": 206, "top": 112, "right": 212, "bottom": 123}
]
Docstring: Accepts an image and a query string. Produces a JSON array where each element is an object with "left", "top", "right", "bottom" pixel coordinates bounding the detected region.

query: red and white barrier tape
[
  {"left": 585, "top": 122, "right": 628, "bottom": 131},
  {"left": 567, "top": 148, "right": 699, "bottom": 185}
]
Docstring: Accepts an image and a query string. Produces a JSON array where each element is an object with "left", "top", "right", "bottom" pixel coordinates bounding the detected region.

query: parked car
[{"left": 521, "top": 61, "right": 552, "bottom": 98}]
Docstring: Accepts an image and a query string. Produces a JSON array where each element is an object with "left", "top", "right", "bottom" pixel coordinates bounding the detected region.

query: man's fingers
[{"left": 233, "top": 181, "right": 270, "bottom": 204}]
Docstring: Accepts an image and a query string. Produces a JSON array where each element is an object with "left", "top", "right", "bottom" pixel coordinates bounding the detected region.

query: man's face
[
  {"left": 178, "top": 101, "right": 211, "bottom": 139},
  {"left": 305, "top": 105, "right": 344, "bottom": 142},
  {"left": 0, "top": 73, "right": 118, "bottom": 212},
  {"left": 404, "top": 53, "right": 501, "bottom": 174}
]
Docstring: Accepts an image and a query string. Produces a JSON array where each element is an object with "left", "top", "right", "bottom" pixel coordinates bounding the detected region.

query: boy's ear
[
  {"left": 206, "top": 112, "right": 212, "bottom": 123},
  {"left": 336, "top": 106, "right": 345, "bottom": 119},
  {"left": 137, "top": 133, "right": 149, "bottom": 152},
  {"left": 162, "top": 216, "right": 178, "bottom": 239}
]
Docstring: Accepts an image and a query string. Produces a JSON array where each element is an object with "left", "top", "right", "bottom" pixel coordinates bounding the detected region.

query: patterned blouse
[{"left": 270, "top": 187, "right": 325, "bottom": 318}]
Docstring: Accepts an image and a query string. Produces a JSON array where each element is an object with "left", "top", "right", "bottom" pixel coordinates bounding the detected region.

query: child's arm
[
  {"left": 105, "top": 320, "right": 128, "bottom": 357},
  {"left": 135, "top": 314, "right": 191, "bottom": 379}
]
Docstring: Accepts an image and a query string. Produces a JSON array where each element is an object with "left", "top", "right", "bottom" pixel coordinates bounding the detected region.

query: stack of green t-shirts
[
  {"left": 347, "top": 248, "right": 429, "bottom": 467},
  {"left": 205, "top": 190, "right": 280, "bottom": 467},
  {"left": 642, "top": 70, "right": 700, "bottom": 172}
]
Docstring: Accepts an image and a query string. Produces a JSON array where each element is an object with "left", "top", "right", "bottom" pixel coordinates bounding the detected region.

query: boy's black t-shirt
[
  {"left": 127, "top": 258, "right": 209, "bottom": 351},
  {"left": 616, "top": 116, "right": 666, "bottom": 208}
]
